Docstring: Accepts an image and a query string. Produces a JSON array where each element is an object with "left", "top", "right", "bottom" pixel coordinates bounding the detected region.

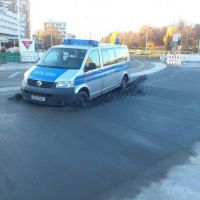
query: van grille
[
  {"left": 28, "top": 79, "right": 55, "bottom": 88},
  {"left": 24, "top": 90, "right": 52, "bottom": 97}
]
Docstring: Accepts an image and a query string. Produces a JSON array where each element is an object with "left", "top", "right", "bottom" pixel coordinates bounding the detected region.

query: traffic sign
[
  {"left": 19, "top": 39, "right": 35, "bottom": 53},
  {"left": 19, "top": 39, "right": 37, "bottom": 62},
  {"left": 173, "top": 33, "right": 181, "bottom": 42}
]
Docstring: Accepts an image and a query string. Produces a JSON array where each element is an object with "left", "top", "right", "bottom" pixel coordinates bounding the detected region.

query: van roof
[
  {"left": 53, "top": 39, "right": 128, "bottom": 50},
  {"left": 52, "top": 45, "right": 92, "bottom": 50},
  {"left": 52, "top": 44, "right": 127, "bottom": 50},
  {"left": 98, "top": 44, "right": 126, "bottom": 48}
]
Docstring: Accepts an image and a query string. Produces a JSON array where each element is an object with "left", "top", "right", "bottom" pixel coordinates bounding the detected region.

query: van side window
[
  {"left": 116, "top": 48, "right": 128, "bottom": 62},
  {"left": 85, "top": 50, "right": 100, "bottom": 72},
  {"left": 101, "top": 49, "right": 110, "bottom": 66},
  {"left": 107, "top": 49, "right": 116, "bottom": 65},
  {"left": 101, "top": 49, "right": 116, "bottom": 66}
]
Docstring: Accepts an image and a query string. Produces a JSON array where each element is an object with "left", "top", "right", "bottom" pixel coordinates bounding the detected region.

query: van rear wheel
[
  {"left": 120, "top": 75, "right": 128, "bottom": 91},
  {"left": 75, "top": 91, "right": 89, "bottom": 108}
]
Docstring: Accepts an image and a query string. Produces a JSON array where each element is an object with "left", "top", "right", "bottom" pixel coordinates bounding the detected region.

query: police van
[{"left": 21, "top": 39, "right": 130, "bottom": 107}]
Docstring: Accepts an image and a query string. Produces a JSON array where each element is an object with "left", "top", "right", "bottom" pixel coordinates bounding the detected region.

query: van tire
[
  {"left": 120, "top": 75, "right": 128, "bottom": 91},
  {"left": 75, "top": 91, "right": 89, "bottom": 108}
]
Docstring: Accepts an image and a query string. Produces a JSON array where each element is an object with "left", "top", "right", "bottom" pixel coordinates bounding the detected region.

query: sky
[{"left": 30, "top": 0, "right": 199, "bottom": 40}]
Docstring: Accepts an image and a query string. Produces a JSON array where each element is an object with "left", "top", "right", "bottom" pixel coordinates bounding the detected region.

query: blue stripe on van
[
  {"left": 29, "top": 66, "right": 67, "bottom": 82},
  {"left": 74, "top": 62, "right": 129, "bottom": 85}
]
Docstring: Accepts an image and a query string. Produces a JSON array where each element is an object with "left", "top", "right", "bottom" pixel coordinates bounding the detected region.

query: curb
[{"left": 130, "top": 62, "right": 167, "bottom": 78}]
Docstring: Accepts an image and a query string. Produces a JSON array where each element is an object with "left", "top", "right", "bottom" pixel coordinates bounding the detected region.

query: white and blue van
[{"left": 21, "top": 39, "right": 130, "bottom": 106}]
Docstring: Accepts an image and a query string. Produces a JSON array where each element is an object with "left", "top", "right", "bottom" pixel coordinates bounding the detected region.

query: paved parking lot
[{"left": 0, "top": 62, "right": 200, "bottom": 200}]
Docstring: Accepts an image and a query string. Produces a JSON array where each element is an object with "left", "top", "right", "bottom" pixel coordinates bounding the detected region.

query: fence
[
  {"left": 160, "top": 53, "right": 200, "bottom": 64},
  {"left": 0, "top": 53, "right": 21, "bottom": 63}
]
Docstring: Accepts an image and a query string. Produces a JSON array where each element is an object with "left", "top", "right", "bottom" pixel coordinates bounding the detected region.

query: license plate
[{"left": 31, "top": 95, "right": 45, "bottom": 102}]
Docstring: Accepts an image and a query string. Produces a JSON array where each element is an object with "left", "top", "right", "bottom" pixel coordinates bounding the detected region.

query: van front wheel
[{"left": 75, "top": 91, "right": 89, "bottom": 108}]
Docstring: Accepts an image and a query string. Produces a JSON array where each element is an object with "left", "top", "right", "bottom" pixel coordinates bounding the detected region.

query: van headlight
[{"left": 56, "top": 81, "right": 74, "bottom": 88}]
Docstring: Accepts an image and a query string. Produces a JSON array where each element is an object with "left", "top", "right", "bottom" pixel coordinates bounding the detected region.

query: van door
[
  {"left": 83, "top": 50, "right": 103, "bottom": 98},
  {"left": 115, "top": 47, "right": 129, "bottom": 82},
  {"left": 101, "top": 48, "right": 118, "bottom": 93}
]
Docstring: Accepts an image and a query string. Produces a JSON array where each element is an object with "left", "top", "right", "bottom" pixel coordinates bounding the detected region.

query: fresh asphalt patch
[
  {"left": 7, "top": 93, "right": 23, "bottom": 101},
  {"left": 7, "top": 76, "right": 147, "bottom": 111},
  {"left": 88, "top": 76, "right": 146, "bottom": 108}
]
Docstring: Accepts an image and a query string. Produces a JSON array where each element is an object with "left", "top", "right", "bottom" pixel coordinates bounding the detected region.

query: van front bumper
[{"left": 21, "top": 85, "right": 76, "bottom": 106}]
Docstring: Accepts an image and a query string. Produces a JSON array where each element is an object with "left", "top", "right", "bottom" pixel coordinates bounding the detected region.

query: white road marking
[
  {"left": 130, "top": 62, "right": 167, "bottom": 78},
  {"left": 0, "top": 86, "right": 20, "bottom": 93},
  {"left": 8, "top": 72, "right": 21, "bottom": 79},
  {"left": 0, "top": 64, "right": 31, "bottom": 71}
]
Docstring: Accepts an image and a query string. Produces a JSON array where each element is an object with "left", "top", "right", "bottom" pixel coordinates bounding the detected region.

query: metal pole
[
  {"left": 0, "top": 42, "right": 1, "bottom": 66},
  {"left": 51, "top": 26, "right": 53, "bottom": 46},
  {"left": 17, "top": 0, "right": 20, "bottom": 41},
  {"left": 145, "top": 25, "right": 148, "bottom": 52},
  {"left": 198, "top": 39, "right": 200, "bottom": 54}
]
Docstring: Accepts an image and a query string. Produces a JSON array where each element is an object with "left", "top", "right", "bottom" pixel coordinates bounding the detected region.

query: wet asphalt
[{"left": 0, "top": 62, "right": 200, "bottom": 200}]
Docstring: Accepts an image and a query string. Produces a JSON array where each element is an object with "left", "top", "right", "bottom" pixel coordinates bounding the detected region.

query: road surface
[{"left": 0, "top": 61, "right": 200, "bottom": 200}]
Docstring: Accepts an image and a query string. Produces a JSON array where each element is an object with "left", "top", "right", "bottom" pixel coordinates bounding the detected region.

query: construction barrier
[
  {"left": 160, "top": 54, "right": 166, "bottom": 63},
  {"left": 166, "top": 53, "right": 182, "bottom": 65},
  {"left": 21, "top": 52, "right": 38, "bottom": 62},
  {"left": 0, "top": 52, "right": 46, "bottom": 63},
  {"left": 0, "top": 53, "right": 21, "bottom": 63},
  {"left": 20, "top": 52, "right": 45, "bottom": 63}
]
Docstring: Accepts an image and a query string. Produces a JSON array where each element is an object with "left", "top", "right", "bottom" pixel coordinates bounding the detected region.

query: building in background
[
  {"left": 0, "top": 7, "right": 26, "bottom": 46},
  {"left": 44, "top": 21, "right": 67, "bottom": 39},
  {"left": 32, "top": 34, "right": 45, "bottom": 51},
  {"left": 67, "top": 33, "right": 76, "bottom": 39},
  {"left": 0, "top": 0, "right": 30, "bottom": 38}
]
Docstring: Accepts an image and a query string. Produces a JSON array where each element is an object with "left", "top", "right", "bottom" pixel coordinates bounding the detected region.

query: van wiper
[{"left": 37, "top": 65, "right": 66, "bottom": 69}]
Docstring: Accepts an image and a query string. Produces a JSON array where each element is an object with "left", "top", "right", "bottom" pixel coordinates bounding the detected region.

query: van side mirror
[{"left": 84, "top": 63, "right": 97, "bottom": 72}]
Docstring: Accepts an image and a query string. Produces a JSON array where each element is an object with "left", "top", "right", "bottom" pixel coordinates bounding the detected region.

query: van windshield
[{"left": 37, "top": 48, "right": 87, "bottom": 69}]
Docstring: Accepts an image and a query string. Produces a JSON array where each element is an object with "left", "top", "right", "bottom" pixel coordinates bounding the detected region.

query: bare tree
[{"left": 40, "top": 27, "right": 62, "bottom": 48}]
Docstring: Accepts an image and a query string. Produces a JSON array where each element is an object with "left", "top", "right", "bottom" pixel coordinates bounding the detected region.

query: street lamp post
[
  {"left": 17, "top": 0, "right": 21, "bottom": 42},
  {"left": 198, "top": 39, "right": 200, "bottom": 54},
  {"left": 51, "top": 28, "right": 53, "bottom": 47},
  {"left": 145, "top": 25, "right": 148, "bottom": 52}
]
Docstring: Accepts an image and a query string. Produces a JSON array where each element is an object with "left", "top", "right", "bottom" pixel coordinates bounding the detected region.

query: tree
[
  {"left": 148, "top": 27, "right": 164, "bottom": 47},
  {"left": 123, "top": 31, "right": 137, "bottom": 48},
  {"left": 191, "top": 24, "right": 200, "bottom": 51},
  {"left": 101, "top": 33, "right": 112, "bottom": 43},
  {"left": 163, "top": 25, "right": 177, "bottom": 50},
  {"left": 192, "top": 24, "right": 200, "bottom": 40},
  {"left": 40, "top": 27, "right": 62, "bottom": 48},
  {"left": 101, "top": 22, "right": 200, "bottom": 51}
]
